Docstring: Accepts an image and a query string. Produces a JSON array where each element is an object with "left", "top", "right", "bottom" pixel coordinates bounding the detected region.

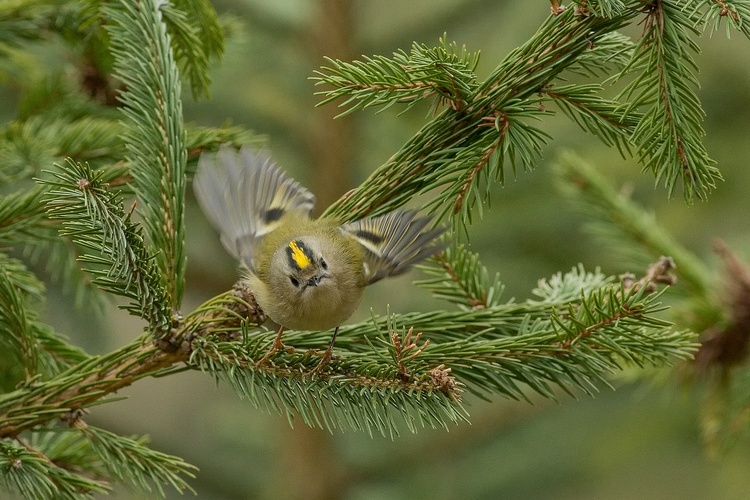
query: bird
[{"left": 194, "top": 145, "right": 446, "bottom": 368}]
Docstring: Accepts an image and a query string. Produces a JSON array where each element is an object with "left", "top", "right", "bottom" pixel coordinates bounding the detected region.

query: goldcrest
[{"left": 194, "top": 145, "right": 446, "bottom": 362}]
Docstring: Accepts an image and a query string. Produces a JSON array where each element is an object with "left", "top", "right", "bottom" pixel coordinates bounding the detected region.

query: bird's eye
[
  {"left": 289, "top": 276, "right": 300, "bottom": 287},
  {"left": 320, "top": 259, "right": 328, "bottom": 271}
]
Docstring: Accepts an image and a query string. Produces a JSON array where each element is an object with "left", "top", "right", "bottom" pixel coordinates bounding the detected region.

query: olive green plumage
[
  {"left": 194, "top": 145, "right": 446, "bottom": 335},
  {"left": 250, "top": 215, "right": 365, "bottom": 330}
]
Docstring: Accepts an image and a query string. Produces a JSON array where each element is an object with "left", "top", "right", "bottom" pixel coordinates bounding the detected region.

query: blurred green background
[{"left": 8, "top": 0, "right": 750, "bottom": 498}]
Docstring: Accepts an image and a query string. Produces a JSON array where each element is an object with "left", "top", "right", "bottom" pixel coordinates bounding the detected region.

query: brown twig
[
  {"left": 391, "top": 327, "right": 430, "bottom": 381},
  {"left": 550, "top": 0, "right": 565, "bottom": 15},
  {"left": 621, "top": 256, "right": 677, "bottom": 295},
  {"left": 715, "top": 0, "right": 741, "bottom": 22},
  {"left": 0, "top": 288, "right": 262, "bottom": 439}
]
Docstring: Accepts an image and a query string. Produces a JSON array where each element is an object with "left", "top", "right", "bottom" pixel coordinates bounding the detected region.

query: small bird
[{"left": 194, "top": 145, "right": 446, "bottom": 367}]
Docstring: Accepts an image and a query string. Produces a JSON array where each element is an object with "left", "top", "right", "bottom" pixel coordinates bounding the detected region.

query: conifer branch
[
  {"left": 104, "top": 0, "right": 188, "bottom": 308},
  {"left": 555, "top": 151, "right": 750, "bottom": 452},
  {"left": 41, "top": 159, "right": 173, "bottom": 337},
  {"left": 563, "top": 31, "right": 634, "bottom": 77},
  {"left": 618, "top": 1, "right": 721, "bottom": 200},
  {"left": 0, "top": 0, "right": 222, "bottom": 103},
  {"left": 544, "top": 84, "right": 638, "bottom": 153},
  {"left": 189, "top": 266, "right": 694, "bottom": 428},
  {"left": 0, "top": 113, "right": 255, "bottom": 313},
  {"left": 0, "top": 290, "right": 249, "bottom": 439},
  {"left": 415, "top": 245, "right": 504, "bottom": 309},
  {"left": 0, "top": 256, "right": 42, "bottom": 380},
  {"left": 0, "top": 187, "right": 48, "bottom": 243},
  {"left": 0, "top": 0, "right": 62, "bottom": 48},
  {"left": 23, "top": 237, "right": 110, "bottom": 315},
  {"left": 693, "top": 0, "right": 750, "bottom": 38},
  {"left": 0, "top": 115, "right": 258, "bottom": 187},
  {"left": 313, "top": 36, "right": 480, "bottom": 116},
  {"left": 0, "top": 438, "right": 109, "bottom": 499},
  {"left": 0, "top": 253, "right": 88, "bottom": 390},
  {"left": 6, "top": 117, "right": 127, "bottom": 169},
  {"left": 0, "top": 339, "right": 184, "bottom": 439},
  {"left": 555, "top": 151, "right": 714, "bottom": 298},
  {"left": 0, "top": 265, "right": 694, "bottom": 442},
  {"left": 2, "top": 425, "right": 188, "bottom": 498},
  {"left": 320, "top": 9, "right": 635, "bottom": 226},
  {"left": 160, "top": 0, "right": 224, "bottom": 99},
  {"left": 317, "top": 3, "right": 736, "bottom": 228},
  {"left": 582, "top": 0, "right": 630, "bottom": 18},
  {"left": 0, "top": 1, "right": 732, "bottom": 494},
  {"left": 77, "top": 425, "right": 197, "bottom": 495}
]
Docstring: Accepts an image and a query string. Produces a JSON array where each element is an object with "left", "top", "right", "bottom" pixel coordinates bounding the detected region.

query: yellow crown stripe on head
[{"left": 288, "top": 240, "right": 312, "bottom": 270}]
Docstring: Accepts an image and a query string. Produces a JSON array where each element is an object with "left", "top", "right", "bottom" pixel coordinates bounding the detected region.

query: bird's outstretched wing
[
  {"left": 194, "top": 145, "right": 315, "bottom": 271},
  {"left": 340, "top": 210, "right": 446, "bottom": 285}
]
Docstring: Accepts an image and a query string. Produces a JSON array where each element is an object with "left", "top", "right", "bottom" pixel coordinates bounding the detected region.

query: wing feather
[
  {"left": 194, "top": 145, "right": 315, "bottom": 271},
  {"left": 341, "top": 210, "right": 446, "bottom": 284}
]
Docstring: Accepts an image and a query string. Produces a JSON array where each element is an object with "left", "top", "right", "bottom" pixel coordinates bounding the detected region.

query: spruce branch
[
  {"left": 410, "top": 266, "right": 693, "bottom": 400},
  {"left": 313, "top": 36, "right": 480, "bottom": 116},
  {"left": 0, "top": 438, "right": 109, "bottom": 499},
  {"left": 26, "top": 428, "right": 108, "bottom": 483},
  {"left": 23, "top": 237, "right": 110, "bottom": 314},
  {"left": 554, "top": 153, "right": 750, "bottom": 453},
  {"left": 14, "top": 69, "right": 107, "bottom": 122},
  {"left": 0, "top": 116, "right": 127, "bottom": 171},
  {"left": 0, "top": 114, "right": 258, "bottom": 190},
  {"left": 0, "top": 254, "right": 696, "bottom": 483},
  {"left": 187, "top": 266, "right": 694, "bottom": 428},
  {"left": 0, "top": 253, "right": 86, "bottom": 392},
  {"left": 544, "top": 83, "right": 638, "bottom": 154},
  {"left": 0, "top": 268, "right": 687, "bottom": 441},
  {"left": 0, "top": 186, "right": 48, "bottom": 243},
  {"left": 562, "top": 31, "right": 634, "bottom": 77},
  {"left": 580, "top": 0, "right": 630, "bottom": 18},
  {"left": 29, "top": 324, "right": 90, "bottom": 381},
  {"left": 693, "top": 0, "right": 750, "bottom": 38},
  {"left": 104, "top": 0, "right": 188, "bottom": 308},
  {"left": 0, "top": 253, "right": 44, "bottom": 302},
  {"left": 473, "top": 6, "right": 631, "bottom": 108},
  {"left": 415, "top": 245, "right": 504, "bottom": 309},
  {"left": 0, "top": 289, "right": 251, "bottom": 439},
  {"left": 0, "top": 1, "right": 730, "bottom": 494},
  {"left": 189, "top": 335, "right": 467, "bottom": 437},
  {"left": 554, "top": 150, "right": 714, "bottom": 298},
  {"left": 617, "top": 1, "right": 721, "bottom": 200},
  {"left": 0, "top": 0, "right": 222, "bottom": 103},
  {"left": 0, "top": 338, "right": 184, "bottom": 439},
  {"left": 0, "top": 115, "right": 129, "bottom": 183},
  {"left": 7, "top": 418, "right": 191, "bottom": 498},
  {"left": 0, "top": 118, "right": 157, "bottom": 313},
  {"left": 0, "top": 0, "right": 63, "bottom": 48},
  {"left": 320, "top": 9, "right": 636, "bottom": 227},
  {"left": 160, "top": 0, "right": 224, "bottom": 99},
  {"left": 434, "top": 105, "right": 552, "bottom": 224},
  {"left": 317, "top": 2, "right": 735, "bottom": 230},
  {"left": 41, "top": 159, "right": 173, "bottom": 337},
  {"left": 77, "top": 424, "right": 197, "bottom": 496},
  {"left": 0, "top": 254, "right": 43, "bottom": 381}
]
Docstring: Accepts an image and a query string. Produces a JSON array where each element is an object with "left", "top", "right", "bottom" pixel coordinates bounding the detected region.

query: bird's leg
[
  {"left": 255, "top": 326, "right": 292, "bottom": 366},
  {"left": 312, "top": 326, "right": 339, "bottom": 373}
]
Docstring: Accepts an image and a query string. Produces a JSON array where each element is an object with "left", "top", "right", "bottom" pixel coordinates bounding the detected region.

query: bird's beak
[{"left": 307, "top": 273, "right": 327, "bottom": 287}]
